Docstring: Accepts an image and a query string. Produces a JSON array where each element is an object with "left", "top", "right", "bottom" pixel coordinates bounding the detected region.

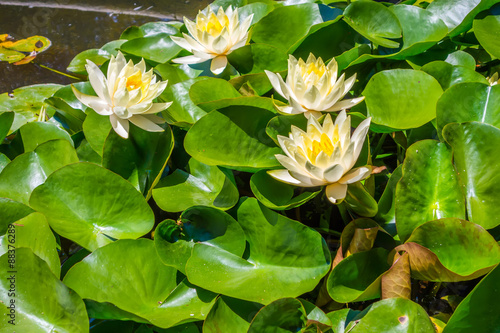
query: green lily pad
[
  {"left": 0, "top": 248, "right": 88, "bottom": 332},
  {"left": 152, "top": 158, "right": 238, "bottom": 212},
  {"left": 82, "top": 109, "right": 112, "bottom": 156},
  {"left": 363, "top": 69, "right": 443, "bottom": 129},
  {"left": 343, "top": 1, "right": 402, "bottom": 48},
  {"left": 0, "top": 153, "right": 10, "bottom": 173},
  {"left": 437, "top": 83, "right": 500, "bottom": 138},
  {"left": 120, "top": 21, "right": 179, "bottom": 40},
  {"left": 29, "top": 162, "right": 154, "bottom": 251},
  {"left": 19, "top": 122, "right": 73, "bottom": 152},
  {"left": 64, "top": 239, "right": 216, "bottom": 329},
  {"left": 246, "top": 298, "right": 309, "bottom": 333},
  {"left": 120, "top": 34, "right": 182, "bottom": 64},
  {"left": 250, "top": 170, "right": 320, "bottom": 211},
  {"left": 67, "top": 40, "right": 126, "bottom": 74},
  {"left": 184, "top": 106, "right": 282, "bottom": 171},
  {"left": 0, "top": 112, "right": 14, "bottom": 141},
  {"left": 154, "top": 206, "right": 245, "bottom": 273},
  {"left": 102, "top": 123, "right": 174, "bottom": 198},
  {"left": 0, "top": 198, "right": 34, "bottom": 234},
  {"left": 346, "top": 298, "right": 434, "bottom": 332},
  {"left": 395, "top": 140, "right": 465, "bottom": 241},
  {"left": 374, "top": 165, "right": 402, "bottom": 236},
  {"left": 0, "top": 84, "right": 62, "bottom": 132},
  {"left": 327, "top": 248, "right": 391, "bottom": 303},
  {"left": 421, "top": 61, "right": 488, "bottom": 90},
  {"left": 185, "top": 198, "right": 331, "bottom": 304},
  {"left": 0, "top": 139, "right": 78, "bottom": 205},
  {"left": 203, "top": 296, "right": 263, "bottom": 333},
  {"left": 443, "top": 122, "right": 500, "bottom": 229},
  {"left": 266, "top": 114, "right": 308, "bottom": 145},
  {"left": 401, "top": 218, "right": 500, "bottom": 281},
  {"left": 161, "top": 78, "right": 209, "bottom": 127},
  {"left": 443, "top": 264, "right": 500, "bottom": 333},
  {"left": 327, "top": 308, "right": 361, "bottom": 333},
  {"left": 474, "top": 7, "right": 500, "bottom": 59},
  {"left": 0, "top": 212, "right": 60, "bottom": 277},
  {"left": 251, "top": 3, "right": 327, "bottom": 52},
  {"left": 227, "top": 43, "right": 288, "bottom": 76}
]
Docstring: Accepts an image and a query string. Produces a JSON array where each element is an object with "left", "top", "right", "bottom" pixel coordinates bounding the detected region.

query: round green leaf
[
  {"left": 0, "top": 198, "right": 34, "bottom": 234},
  {"left": 437, "top": 83, "right": 500, "bottom": 137},
  {"left": 120, "top": 34, "right": 182, "bottom": 64},
  {"left": 363, "top": 69, "right": 443, "bottom": 129},
  {"left": 348, "top": 298, "right": 434, "bottom": 332},
  {"left": 474, "top": 7, "right": 500, "bottom": 59},
  {"left": 251, "top": 3, "right": 327, "bottom": 52},
  {"left": 0, "top": 111, "right": 14, "bottom": 141},
  {"left": 374, "top": 164, "right": 402, "bottom": 236},
  {"left": 0, "top": 212, "right": 60, "bottom": 277},
  {"left": 406, "top": 218, "right": 500, "bottom": 278},
  {"left": 153, "top": 158, "right": 238, "bottom": 212},
  {"left": 185, "top": 198, "right": 331, "bottom": 304},
  {"left": 102, "top": 123, "right": 174, "bottom": 198},
  {"left": 29, "top": 162, "right": 154, "bottom": 251},
  {"left": 20, "top": 122, "right": 73, "bottom": 152},
  {"left": 343, "top": 1, "right": 402, "bottom": 48},
  {"left": 184, "top": 106, "right": 282, "bottom": 171},
  {"left": 327, "top": 308, "right": 361, "bottom": 333},
  {"left": 82, "top": 109, "right": 112, "bottom": 156},
  {"left": 266, "top": 114, "right": 308, "bottom": 146},
  {"left": 67, "top": 40, "right": 125, "bottom": 74},
  {"left": 0, "top": 154, "right": 9, "bottom": 173},
  {"left": 203, "top": 296, "right": 263, "bottom": 333},
  {"left": 0, "top": 84, "right": 62, "bottom": 132},
  {"left": 64, "top": 239, "right": 216, "bottom": 329},
  {"left": 390, "top": 5, "right": 448, "bottom": 55},
  {"left": 0, "top": 139, "right": 78, "bottom": 204},
  {"left": 247, "top": 298, "right": 308, "bottom": 333},
  {"left": 250, "top": 170, "right": 320, "bottom": 210},
  {"left": 443, "top": 264, "right": 500, "bottom": 333},
  {"left": 154, "top": 206, "right": 245, "bottom": 273},
  {"left": 327, "top": 248, "right": 391, "bottom": 303},
  {"left": 227, "top": 43, "right": 288, "bottom": 76},
  {"left": 421, "top": 61, "right": 488, "bottom": 91},
  {"left": 427, "top": 0, "right": 494, "bottom": 37},
  {"left": 396, "top": 140, "right": 465, "bottom": 241},
  {"left": 0, "top": 248, "right": 88, "bottom": 332},
  {"left": 443, "top": 122, "right": 500, "bottom": 229}
]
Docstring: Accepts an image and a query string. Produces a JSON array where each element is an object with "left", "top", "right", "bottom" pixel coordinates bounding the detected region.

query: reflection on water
[{"left": 0, "top": 0, "right": 211, "bottom": 92}]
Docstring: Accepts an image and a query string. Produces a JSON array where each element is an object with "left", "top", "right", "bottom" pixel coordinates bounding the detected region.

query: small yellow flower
[
  {"left": 72, "top": 51, "right": 171, "bottom": 139},
  {"left": 171, "top": 6, "right": 253, "bottom": 74},
  {"left": 266, "top": 54, "right": 364, "bottom": 119},
  {"left": 268, "top": 111, "right": 372, "bottom": 204}
]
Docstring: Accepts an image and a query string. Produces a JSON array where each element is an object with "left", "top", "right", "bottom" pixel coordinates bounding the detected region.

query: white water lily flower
[
  {"left": 171, "top": 6, "right": 253, "bottom": 75},
  {"left": 488, "top": 72, "right": 499, "bottom": 86},
  {"left": 268, "top": 111, "right": 372, "bottom": 204},
  {"left": 265, "top": 54, "right": 365, "bottom": 119},
  {"left": 72, "top": 51, "right": 171, "bottom": 139}
]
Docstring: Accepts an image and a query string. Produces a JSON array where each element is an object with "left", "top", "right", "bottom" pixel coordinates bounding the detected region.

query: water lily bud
[
  {"left": 72, "top": 51, "right": 172, "bottom": 139},
  {"left": 268, "top": 110, "right": 372, "bottom": 204},
  {"left": 265, "top": 54, "right": 365, "bottom": 119},
  {"left": 488, "top": 72, "right": 499, "bottom": 86},
  {"left": 171, "top": 6, "right": 253, "bottom": 75}
]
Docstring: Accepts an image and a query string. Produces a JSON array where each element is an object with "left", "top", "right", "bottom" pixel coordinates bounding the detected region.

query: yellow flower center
[
  {"left": 126, "top": 71, "right": 143, "bottom": 91},
  {"left": 197, "top": 13, "right": 229, "bottom": 37},
  {"left": 303, "top": 62, "right": 325, "bottom": 78},
  {"left": 307, "top": 133, "right": 334, "bottom": 161}
]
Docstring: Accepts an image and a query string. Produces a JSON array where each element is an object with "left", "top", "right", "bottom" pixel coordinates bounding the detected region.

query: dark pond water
[{"left": 0, "top": 0, "right": 211, "bottom": 93}]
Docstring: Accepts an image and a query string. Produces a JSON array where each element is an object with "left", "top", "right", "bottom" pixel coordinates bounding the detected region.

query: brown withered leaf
[{"left": 381, "top": 251, "right": 411, "bottom": 299}]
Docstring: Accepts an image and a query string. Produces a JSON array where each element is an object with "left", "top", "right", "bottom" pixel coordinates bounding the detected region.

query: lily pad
[
  {"left": 184, "top": 106, "right": 282, "bottom": 171},
  {"left": 153, "top": 158, "right": 238, "bottom": 212},
  {"left": 0, "top": 212, "right": 60, "bottom": 277},
  {"left": 363, "top": 69, "right": 443, "bottom": 129},
  {"left": 474, "top": 7, "right": 500, "bottom": 59},
  {"left": 154, "top": 206, "right": 245, "bottom": 273},
  {"left": 120, "top": 34, "right": 182, "bottom": 64},
  {"left": 396, "top": 140, "right": 465, "bottom": 241},
  {"left": 0, "top": 139, "right": 78, "bottom": 205},
  {"left": 29, "top": 162, "right": 154, "bottom": 251},
  {"left": 203, "top": 296, "right": 263, "bottom": 333},
  {"left": 19, "top": 122, "right": 74, "bottom": 152},
  {"left": 343, "top": 1, "right": 402, "bottom": 49},
  {"left": 185, "top": 198, "right": 331, "bottom": 304},
  {"left": 443, "top": 122, "right": 500, "bottom": 229},
  {"left": 0, "top": 112, "right": 14, "bottom": 141},
  {"left": 0, "top": 248, "right": 88, "bottom": 332},
  {"left": 64, "top": 239, "right": 216, "bottom": 329}
]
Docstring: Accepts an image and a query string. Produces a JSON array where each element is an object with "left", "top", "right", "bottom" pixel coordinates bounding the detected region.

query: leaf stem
[{"left": 371, "top": 133, "right": 388, "bottom": 160}]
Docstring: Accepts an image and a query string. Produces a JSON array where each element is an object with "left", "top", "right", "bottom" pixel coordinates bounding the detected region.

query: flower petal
[
  {"left": 267, "top": 169, "right": 310, "bottom": 187},
  {"left": 110, "top": 114, "right": 130, "bottom": 139},
  {"left": 326, "top": 183, "right": 348, "bottom": 204},
  {"left": 210, "top": 55, "right": 228, "bottom": 75},
  {"left": 323, "top": 164, "right": 344, "bottom": 183},
  {"left": 339, "top": 166, "right": 372, "bottom": 184},
  {"left": 129, "top": 114, "right": 164, "bottom": 132}
]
